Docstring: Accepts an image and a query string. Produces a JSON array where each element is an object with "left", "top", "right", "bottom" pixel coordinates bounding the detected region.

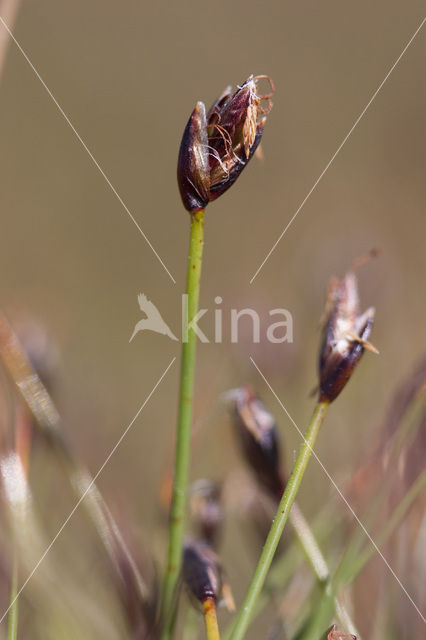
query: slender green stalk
[
  {"left": 223, "top": 506, "right": 338, "bottom": 640},
  {"left": 289, "top": 503, "right": 359, "bottom": 637},
  {"left": 298, "top": 470, "right": 426, "bottom": 640},
  {"left": 289, "top": 503, "right": 329, "bottom": 581},
  {"left": 161, "top": 210, "right": 205, "bottom": 636},
  {"left": 230, "top": 400, "right": 330, "bottom": 640},
  {"left": 7, "top": 543, "right": 18, "bottom": 640}
]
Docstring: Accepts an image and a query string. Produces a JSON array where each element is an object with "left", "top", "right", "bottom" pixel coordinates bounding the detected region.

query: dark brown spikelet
[
  {"left": 319, "top": 268, "right": 378, "bottom": 403},
  {"left": 182, "top": 541, "right": 221, "bottom": 604},
  {"left": 177, "top": 75, "right": 274, "bottom": 212},
  {"left": 229, "top": 385, "right": 284, "bottom": 499},
  {"left": 324, "top": 624, "right": 356, "bottom": 640}
]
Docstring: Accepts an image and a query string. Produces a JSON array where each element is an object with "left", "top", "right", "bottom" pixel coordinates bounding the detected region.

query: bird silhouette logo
[{"left": 129, "top": 294, "right": 179, "bottom": 343}]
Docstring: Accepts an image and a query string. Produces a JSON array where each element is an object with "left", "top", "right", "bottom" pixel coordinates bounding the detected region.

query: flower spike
[
  {"left": 228, "top": 385, "right": 284, "bottom": 498},
  {"left": 319, "top": 263, "right": 378, "bottom": 403},
  {"left": 177, "top": 75, "right": 274, "bottom": 212}
]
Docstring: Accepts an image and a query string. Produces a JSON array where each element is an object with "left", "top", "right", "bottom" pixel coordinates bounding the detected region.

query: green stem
[
  {"left": 161, "top": 210, "right": 205, "bottom": 637},
  {"left": 230, "top": 400, "right": 330, "bottom": 640},
  {"left": 7, "top": 542, "right": 18, "bottom": 640},
  {"left": 327, "top": 389, "right": 425, "bottom": 594},
  {"left": 289, "top": 503, "right": 329, "bottom": 582},
  {"left": 299, "top": 470, "right": 426, "bottom": 640},
  {"left": 289, "top": 504, "right": 360, "bottom": 637},
  {"left": 350, "top": 470, "right": 426, "bottom": 582},
  {"left": 223, "top": 507, "right": 337, "bottom": 640}
]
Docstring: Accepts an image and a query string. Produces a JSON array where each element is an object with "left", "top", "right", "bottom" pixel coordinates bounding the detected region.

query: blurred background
[{"left": 0, "top": 1, "right": 425, "bottom": 638}]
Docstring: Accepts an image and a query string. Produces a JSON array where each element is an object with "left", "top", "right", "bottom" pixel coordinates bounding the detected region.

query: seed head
[
  {"left": 228, "top": 385, "right": 284, "bottom": 498},
  {"left": 182, "top": 541, "right": 221, "bottom": 604},
  {"left": 177, "top": 75, "right": 274, "bottom": 212},
  {"left": 319, "top": 267, "right": 378, "bottom": 403}
]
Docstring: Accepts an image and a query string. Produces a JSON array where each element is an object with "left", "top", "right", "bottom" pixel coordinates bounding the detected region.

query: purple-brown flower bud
[
  {"left": 182, "top": 540, "right": 235, "bottom": 613},
  {"left": 182, "top": 541, "right": 221, "bottom": 604},
  {"left": 324, "top": 624, "right": 356, "bottom": 640},
  {"left": 319, "top": 269, "right": 378, "bottom": 403},
  {"left": 177, "top": 75, "right": 274, "bottom": 212},
  {"left": 228, "top": 385, "right": 284, "bottom": 499}
]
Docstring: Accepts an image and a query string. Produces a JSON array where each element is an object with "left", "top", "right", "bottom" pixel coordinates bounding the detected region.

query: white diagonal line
[
  {"left": 0, "top": 356, "right": 176, "bottom": 624},
  {"left": 0, "top": 16, "right": 176, "bottom": 285},
  {"left": 250, "top": 356, "right": 426, "bottom": 624},
  {"left": 250, "top": 17, "right": 426, "bottom": 284}
]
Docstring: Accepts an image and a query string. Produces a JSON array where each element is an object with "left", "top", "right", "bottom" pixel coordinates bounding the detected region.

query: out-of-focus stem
[
  {"left": 289, "top": 503, "right": 359, "bottom": 636},
  {"left": 289, "top": 502, "right": 329, "bottom": 581},
  {"left": 351, "top": 470, "right": 426, "bottom": 581},
  {"left": 300, "top": 470, "right": 426, "bottom": 640},
  {"left": 0, "top": 313, "right": 149, "bottom": 604},
  {"left": 7, "top": 542, "right": 18, "bottom": 640},
  {"left": 203, "top": 598, "right": 220, "bottom": 640},
  {"left": 230, "top": 401, "right": 330, "bottom": 640},
  {"left": 338, "top": 389, "right": 426, "bottom": 583},
  {"left": 161, "top": 209, "right": 205, "bottom": 637},
  {"left": 0, "top": 0, "right": 22, "bottom": 76},
  {"left": 298, "top": 393, "right": 426, "bottom": 640}
]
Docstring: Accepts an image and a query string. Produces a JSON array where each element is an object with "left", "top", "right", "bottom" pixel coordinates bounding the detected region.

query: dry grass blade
[{"left": 0, "top": 312, "right": 151, "bottom": 615}]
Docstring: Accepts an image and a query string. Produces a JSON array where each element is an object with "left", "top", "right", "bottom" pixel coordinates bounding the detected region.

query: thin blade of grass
[
  {"left": 6, "top": 545, "right": 18, "bottom": 640},
  {"left": 0, "top": 313, "right": 150, "bottom": 607},
  {"left": 297, "top": 470, "right": 426, "bottom": 640}
]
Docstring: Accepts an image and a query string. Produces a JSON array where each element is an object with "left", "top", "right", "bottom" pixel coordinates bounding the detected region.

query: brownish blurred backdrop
[{"left": 0, "top": 1, "right": 425, "bottom": 638}]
